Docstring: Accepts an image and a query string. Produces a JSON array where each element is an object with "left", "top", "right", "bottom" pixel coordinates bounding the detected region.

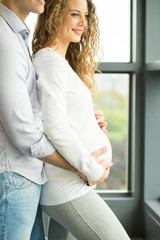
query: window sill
[
  {"left": 146, "top": 60, "right": 160, "bottom": 71},
  {"left": 145, "top": 200, "right": 160, "bottom": 223},
  {"left": 96, "top": 190, "right": 134, "bottom": 206}
]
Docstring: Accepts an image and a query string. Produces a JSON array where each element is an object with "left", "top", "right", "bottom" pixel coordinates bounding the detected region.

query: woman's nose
[{"left": 79, "top": 15, "right": 88, "bottom": 28}]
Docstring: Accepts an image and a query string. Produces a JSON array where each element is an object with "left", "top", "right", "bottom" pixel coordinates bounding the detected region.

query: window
[
  {"left": 93, "top": 0, "right": 131, "bottom": 62},
  {"left": 94, "top": 74, "right": 129, "bottom": 191},
  {"left": 93, "top": 0, "right": 131, "bottom": 191}
]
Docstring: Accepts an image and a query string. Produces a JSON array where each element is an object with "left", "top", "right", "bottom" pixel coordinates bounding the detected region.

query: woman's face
[{"left": 58, "top": 0, "right": 88, "bottom": 46}]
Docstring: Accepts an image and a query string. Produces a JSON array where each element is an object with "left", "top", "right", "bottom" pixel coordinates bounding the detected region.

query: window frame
[
  {"left": 95, "top": 0, "right": 135, "bottom": 197},
  {"left": 95, "top": 1, "right": 147, "bottom": 236}
]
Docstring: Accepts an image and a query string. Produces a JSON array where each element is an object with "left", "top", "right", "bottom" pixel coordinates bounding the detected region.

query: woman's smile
[{"left": 72, "top": 28, "right": 84, "bottom": 35}]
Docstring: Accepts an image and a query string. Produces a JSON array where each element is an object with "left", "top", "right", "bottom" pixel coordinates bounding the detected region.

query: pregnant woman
[{"left": 32, "top": 0, "right": 130, "bottom": 239}]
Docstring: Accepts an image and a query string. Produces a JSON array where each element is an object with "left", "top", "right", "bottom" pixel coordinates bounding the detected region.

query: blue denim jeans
[{"left": 0, "top": 171, "right": 45, "bottom": 240}]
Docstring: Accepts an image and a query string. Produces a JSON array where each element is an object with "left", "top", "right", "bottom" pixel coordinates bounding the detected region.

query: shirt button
[{"left": 6, "top": 186, "right": 10, "bottom": 189}]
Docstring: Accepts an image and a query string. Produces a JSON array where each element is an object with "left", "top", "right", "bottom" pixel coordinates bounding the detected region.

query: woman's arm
[{"left": 33, "top": 54, "right": 106, "bottom": 182}]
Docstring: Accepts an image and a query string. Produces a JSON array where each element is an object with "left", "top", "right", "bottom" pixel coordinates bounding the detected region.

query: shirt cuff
[
  {"left": 31, "top": 135, "right": 55, "bottom": 158},
  {"left": 82, "top": 157, "right": 104, "bottom": 182}
]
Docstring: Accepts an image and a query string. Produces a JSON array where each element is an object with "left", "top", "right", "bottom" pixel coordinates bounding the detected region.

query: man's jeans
[{"left": 0, "top": 171, "right": 45, "bottom": 240}]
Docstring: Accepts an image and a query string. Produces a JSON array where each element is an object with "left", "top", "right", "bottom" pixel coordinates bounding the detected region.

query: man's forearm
[
  {"left": 40, "top": 150, "right": 112, "bottom": 186},
  {"left": 39, "top": 150, "right": 77, "bottom": 173},
  {"left": 39, "top": 146, "right": 110, "bottom": 185}
]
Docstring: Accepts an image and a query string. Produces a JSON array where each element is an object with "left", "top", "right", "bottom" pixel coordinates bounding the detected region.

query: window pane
[
  {"left": 93, "top": 0, "right": 131, "bottom": 62},
  {"left": 94, "top": 74, "right": 129, "bottom": 190}
]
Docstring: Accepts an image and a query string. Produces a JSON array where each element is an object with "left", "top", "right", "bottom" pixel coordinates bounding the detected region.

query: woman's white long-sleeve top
[{"left": 33, "top": 48, "right": 112, "bottom": 205}]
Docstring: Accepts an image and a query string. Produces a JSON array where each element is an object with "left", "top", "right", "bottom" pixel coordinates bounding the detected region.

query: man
[{"left": 0, "top": 1, "right": 111, "bottom": 239}]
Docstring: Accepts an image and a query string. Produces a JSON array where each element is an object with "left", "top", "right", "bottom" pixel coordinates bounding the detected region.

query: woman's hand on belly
[
  {"left": 77, "top": 161, "right": 113, "bottom": 186},
  {"left": 76, "top": 147, "right": 112, "bottom": 185},
  {"left": 76, "top": 146, "right": 108, "bottom": 183},
  {"left": 88, "top": 160, "right": 113, "bottom": 186},
  {"left": 93, "top": 103, "right": 108, "bottom": 134},
  {"left": 90, "top": 146, "right": 108, "bottom": 160}
]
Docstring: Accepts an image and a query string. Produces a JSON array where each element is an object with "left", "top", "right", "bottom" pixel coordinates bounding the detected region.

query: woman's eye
[
  {"left": 85, "top": 14, "right": 89, "bottom": 19},
  {"left": 71, "top": 13, "right": 79, "bottom": 17}
]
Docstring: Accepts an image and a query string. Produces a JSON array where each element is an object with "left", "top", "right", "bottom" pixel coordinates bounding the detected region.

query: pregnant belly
[
  {"left": 84, "top": 131, "right": 112, "bottom": 163},
  {"left": 96, "top": 138, "right": 112, "bottom": 163}
]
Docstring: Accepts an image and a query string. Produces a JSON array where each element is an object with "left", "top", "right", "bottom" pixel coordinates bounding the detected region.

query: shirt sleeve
[
  {"left": 0, "top": 39, "right": 55, "bottom": 158},
  {"left": 34, "top": 54, "right": 103, "bottom": 182}
]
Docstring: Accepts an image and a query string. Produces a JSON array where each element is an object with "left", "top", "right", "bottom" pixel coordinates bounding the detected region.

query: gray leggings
[{"left": 41, "top": 190, "right": 130, "bottom": 240}]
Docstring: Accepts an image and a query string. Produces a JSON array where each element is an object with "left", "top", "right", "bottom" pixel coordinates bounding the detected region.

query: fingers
[
  {"left": 96, "top": 116, "right": 105, "bottom": 123},
  {"left": 99, "top": 121, "right": 107, "bottom": 127},
  {"left": 105, "top": 168, "right": 110, "bottom": 179},
  {"left": 99, "top": 159, "right": 108, "bottom": 170},
  {"left": 88, "top": 169, "right": 108, "bottom": 186},
  {"left": 102, "top": 126, "right": 107, "bottom": 134},
  {"left": 88, "top": 161, "right": 113, "bottom": 186},
  {"left": 95, "top": 112, "right": 104, "bottom": 122},
  {"left": 98, "top": 120, "right": 108, "bottom": 134},
  {"left": 93, "top": 104, "right": 104, "bottom": 119},
  {"left": 98, "top": 122, "right": 107, "bottom": 133},
  {"left": 95, "top": 110, "right": 103, "bottom": 117},
  {"left": 93, "top": 104, "right": 108, "bottom": 133},
  {"left": 90, "top": 146, "right": 107, "bottom": 159},
  {"left": 100, "top": 160, "right": 113, "bottom": 169},
  {"left": 106, "top": 162, "right": 113, "bottom": 169},
  {"left": 93, "top": 103, "right": 96, "bottom": 110}
]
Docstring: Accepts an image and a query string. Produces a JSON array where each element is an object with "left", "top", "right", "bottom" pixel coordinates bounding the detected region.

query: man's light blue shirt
[{"left": 0, "top": 3, "right": 55, "bottom": 184}]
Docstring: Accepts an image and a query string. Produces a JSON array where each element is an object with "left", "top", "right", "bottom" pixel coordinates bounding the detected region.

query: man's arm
[
  {"left": 40, "top": 147, "right": 113, "bottom": 185},
  {"left": 0, "top": 39, "right": 55, "bottom": 158}
]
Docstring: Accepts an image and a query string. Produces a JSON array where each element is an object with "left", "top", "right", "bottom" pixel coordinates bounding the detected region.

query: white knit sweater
[{"left": 33, "top": 48, "right": 112, "bottom": 205}]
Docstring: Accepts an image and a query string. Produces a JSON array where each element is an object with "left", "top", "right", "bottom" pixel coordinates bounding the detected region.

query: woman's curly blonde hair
[{"left": 32, "top": 0, "right": 101, "bottom": 93}]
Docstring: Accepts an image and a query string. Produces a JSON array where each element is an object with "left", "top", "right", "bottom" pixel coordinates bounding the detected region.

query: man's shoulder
[
  {"left": 0, "top": 17, "right": 18, "bottom": 53},
  {"left": 0, "top": 16, "right": 15, "bottom": 40}
]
